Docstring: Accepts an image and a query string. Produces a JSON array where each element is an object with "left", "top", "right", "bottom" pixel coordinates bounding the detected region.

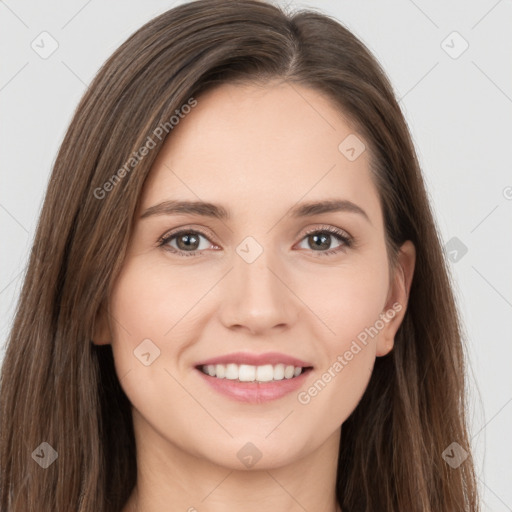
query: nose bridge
[
  {"left": 235, "top": 234, "right": 283, "bottom": 303},
  {"left": 219, "top": 234, "right": 297, "bottom": 332}
]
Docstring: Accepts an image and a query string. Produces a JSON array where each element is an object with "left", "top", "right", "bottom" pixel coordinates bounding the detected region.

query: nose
[{"left": 217, "top": 246, "right": 299, "bottom": 335}]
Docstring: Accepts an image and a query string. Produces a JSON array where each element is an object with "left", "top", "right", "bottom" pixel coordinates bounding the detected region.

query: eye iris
[
  {"left": 309, "top": 233, "right": 330, "bottom": 251},
  {"left": 177, "top": 233, "right": 200, "bottom": 251}
]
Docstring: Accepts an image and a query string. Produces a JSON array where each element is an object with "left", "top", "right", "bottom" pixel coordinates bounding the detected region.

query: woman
[{"left": 0, "top": 0, "right": 480, "bottom": 510}]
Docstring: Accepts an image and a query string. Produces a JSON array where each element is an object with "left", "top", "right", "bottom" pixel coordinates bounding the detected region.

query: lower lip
[{"left": 195, "top": 368, "right": 312, "bottom": 403}]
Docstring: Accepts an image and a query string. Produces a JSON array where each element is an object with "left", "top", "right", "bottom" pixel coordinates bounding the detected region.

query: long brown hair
[{"left": 0, "top": 1, "right": 480, "bottom": 510}]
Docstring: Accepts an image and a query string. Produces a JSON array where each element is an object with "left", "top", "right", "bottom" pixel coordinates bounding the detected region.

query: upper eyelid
[{"left": 160, "top": 225, "right": 216, "bottom": 244}]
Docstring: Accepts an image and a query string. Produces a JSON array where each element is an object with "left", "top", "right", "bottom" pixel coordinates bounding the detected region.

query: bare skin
[{"left": 94, "top": 80, "right": 415, "bottom": 512}]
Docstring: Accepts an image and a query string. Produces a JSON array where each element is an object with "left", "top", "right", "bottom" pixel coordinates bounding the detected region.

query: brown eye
[
  {"left": 297, "top": 226, "right": 353, "bottom": 257},
  {"left": 159, "top": 229, "right": 214, "bottom": 257}
]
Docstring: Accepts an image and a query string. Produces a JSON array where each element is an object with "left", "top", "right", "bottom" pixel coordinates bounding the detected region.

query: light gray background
[{"left": 1, "top": 0, "right": 511, "bottom": 509}]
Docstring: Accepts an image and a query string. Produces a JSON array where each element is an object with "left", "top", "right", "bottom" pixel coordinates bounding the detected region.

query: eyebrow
[{"left": 140, "top": 198, "right": 371, "bottom": 224}]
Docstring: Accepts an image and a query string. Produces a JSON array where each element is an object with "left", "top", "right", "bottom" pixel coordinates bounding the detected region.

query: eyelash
[{"left": 157, "top": 224, "right": 353, "bottom": 258}]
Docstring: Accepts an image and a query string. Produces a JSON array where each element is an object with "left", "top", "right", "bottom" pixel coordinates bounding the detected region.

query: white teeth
[
  {"left": 273, "top": 364, "right": 285, "bottom": 380},
  {"left": 200, "top": 363, "right": 306, "bottom": 382},
  {"left": 256, "top": 364, "right": 274, "bottom": 382},
  {"left": 238, "top": 364, "right": 256, "bottom": 382},
  {"left": 225, "top": 363, "right": 238, "bottom": 379},
  {"left": 284, "top": 365, "right": 295, "bottom": 379},
  {"left": 215, "top": 364, "right": 226, "bottom": 379}
]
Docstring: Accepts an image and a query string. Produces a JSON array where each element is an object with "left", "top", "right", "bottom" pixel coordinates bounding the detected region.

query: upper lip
[{"left": 195, "top": 351, "right": 313, "bottom": 368}]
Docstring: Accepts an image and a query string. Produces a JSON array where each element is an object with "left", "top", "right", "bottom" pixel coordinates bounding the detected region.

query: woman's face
[{"left": 95, "top": 80, "right": 414, "bottom": 471}]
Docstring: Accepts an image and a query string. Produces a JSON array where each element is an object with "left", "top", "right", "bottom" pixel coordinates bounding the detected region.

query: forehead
[{"left": 140, "top": 81, "right": 381, "bottom": 225}]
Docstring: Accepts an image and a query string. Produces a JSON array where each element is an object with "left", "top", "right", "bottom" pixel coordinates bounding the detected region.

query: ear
[
  {"left": 91, "top": 299, "right": 112, "bottom": 345},
  {"left": 376, "top": 240, "right": 416, "bottom": 357}
]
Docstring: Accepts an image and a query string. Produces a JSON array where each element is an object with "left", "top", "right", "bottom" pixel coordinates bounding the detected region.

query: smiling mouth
[{"left": 196, "top": 363, "right": 313, "bottom": 383}]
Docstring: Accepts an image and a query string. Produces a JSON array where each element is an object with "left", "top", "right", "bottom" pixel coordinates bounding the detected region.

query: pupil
[
  {"left": 178, "top": 233, "right": 198, "bottom": 250},
  {"left": 311, "top": 233, "right": 329, "bottom": 250}
]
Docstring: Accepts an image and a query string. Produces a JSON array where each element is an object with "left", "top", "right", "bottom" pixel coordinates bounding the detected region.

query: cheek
[
  {"left": 106, "top": 260, "right": 201, "bottom": 423},
  {"left": 109, "top": 258, "right": 204, "bottom": 341},
  {"left": 297, "top": 254, "right": 389, "bottom": 347},
  {"left": 107, "top": 260, "right": 179, "bottom": 385},
  {"left": 110, "top": 264, "right": 167, "bottom": 342},
  {"left": 107, "top": 257, "right": 215, "bottom": 384},
  {"left": 296, "top": 292, "right": 384, "bottom": 430},
  {"left": 292, "top": 254, "right": 388, "bottom": 416}
]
